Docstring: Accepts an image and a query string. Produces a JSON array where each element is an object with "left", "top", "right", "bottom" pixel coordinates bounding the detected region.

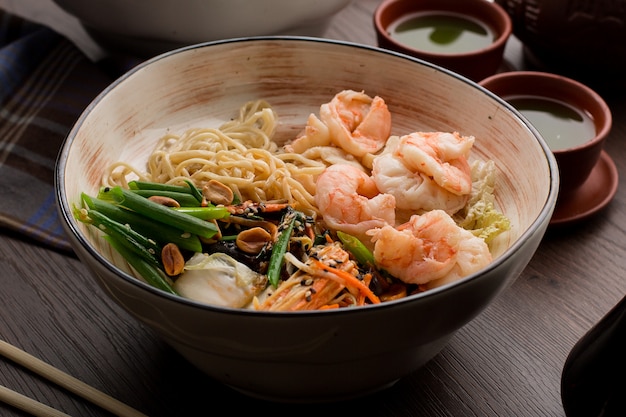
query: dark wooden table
[{"left": 1, "top": 1, "right": 624, "bottom": 416}]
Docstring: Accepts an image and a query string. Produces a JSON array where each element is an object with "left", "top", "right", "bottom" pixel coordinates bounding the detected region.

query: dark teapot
[{"left": 495, "top": 0, "right": 626, "bottom": 91}]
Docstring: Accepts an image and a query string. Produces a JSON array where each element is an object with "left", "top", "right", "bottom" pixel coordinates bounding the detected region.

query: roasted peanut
[
  {"left": 148, "top": 195, "right": 180, "bottom": 207},
  {"left": 236, "top": 227, "right": 272, "bottom": 254},
  {"left": 202, "top": 180, "right": 234, "bottom": 206},
  {"left": 162, "top": 243, "right": 185, "bottom": 276}
]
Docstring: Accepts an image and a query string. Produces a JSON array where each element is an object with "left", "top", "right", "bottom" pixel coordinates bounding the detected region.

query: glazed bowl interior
[{"left": 56, "top": 37, "right": 558, "bottom": 402}]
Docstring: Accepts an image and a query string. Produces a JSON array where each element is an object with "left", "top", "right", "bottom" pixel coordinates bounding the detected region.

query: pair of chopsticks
[{"left": 0, "top": 339, "right": 148, "bottom": 417}]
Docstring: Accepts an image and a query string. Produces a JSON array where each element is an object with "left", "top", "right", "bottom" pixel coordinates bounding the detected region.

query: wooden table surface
[{"left": 1, "top": 1, "right": 624, "bottom": 416}]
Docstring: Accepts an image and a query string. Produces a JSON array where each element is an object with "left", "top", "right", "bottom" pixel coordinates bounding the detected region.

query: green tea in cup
[
  {"left": 387, "top": 12, "right": 495, "bottom": 55},
  {"left": 506, "top": 96, "right": 596, "bottom": 151}
]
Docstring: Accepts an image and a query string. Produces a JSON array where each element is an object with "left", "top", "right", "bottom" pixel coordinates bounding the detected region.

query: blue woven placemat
[{"left": 0, "top": 9, "right": 135, "bottom": 253}]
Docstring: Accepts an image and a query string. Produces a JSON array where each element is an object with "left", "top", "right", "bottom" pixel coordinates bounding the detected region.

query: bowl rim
[{"left": 55, "top": 35, "right": 559, "bottom": 317}]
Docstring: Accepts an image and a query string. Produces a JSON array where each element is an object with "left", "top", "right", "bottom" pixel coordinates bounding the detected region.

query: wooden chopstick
[
  {"left": 0, "top": 384, "right": 71, "bottom": 417},
  {"left": 0, "top": 339, "right": 148, "bottom": 417}
]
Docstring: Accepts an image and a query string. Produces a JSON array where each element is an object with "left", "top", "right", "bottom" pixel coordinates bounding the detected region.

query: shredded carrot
[
  {"left": 305, "top": 223, "right": 316, "bottom": 241},
  {"left": 363, "top": 272, "right": 373, "bottom": 286},
  {"left": 288, "top": 277, "right": 341, "bottom": 311},
  {"left": 357, "top": 272, "right": 374, "bottom": 305},
  {"left": 319, "top": 304, "right": 340, "bottom": 310},
  {"left": 312, "top": 259, "right": 381, "bottom": 304}
]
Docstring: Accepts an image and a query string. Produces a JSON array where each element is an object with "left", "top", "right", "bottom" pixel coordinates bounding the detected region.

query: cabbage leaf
[{"left": 455, "top": 160, "right": 511, "bottom": 244}]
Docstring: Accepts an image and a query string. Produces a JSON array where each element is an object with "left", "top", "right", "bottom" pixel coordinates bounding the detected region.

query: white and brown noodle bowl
[{"left": 56, "top": 37, "right": 558, "bottom": 402}]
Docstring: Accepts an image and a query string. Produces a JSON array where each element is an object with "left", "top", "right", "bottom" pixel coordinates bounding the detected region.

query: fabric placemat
[{"left": 0, "top": 9, "right": 137, "bottom": 253}]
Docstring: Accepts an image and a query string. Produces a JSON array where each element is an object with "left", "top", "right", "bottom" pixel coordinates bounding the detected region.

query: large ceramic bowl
[
  {"left": 52, "top": 0, "right": 352, "bottom": 56},
  {"left": 55, "top": 37, "right": 558, "bottom": 402}
]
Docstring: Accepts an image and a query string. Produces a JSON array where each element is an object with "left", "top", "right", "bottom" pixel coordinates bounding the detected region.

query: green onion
[
  {"left": 129, "top": 180, "right": 197, "bottom": 194},
  {"left": 130, "top": 189, "right": 200, "bottom": 207},
  {"left": 267, "top": 209, "right": 298, "bottom": 287},
  {"left": 103, "top": 235, "right": 177, "bottom": 295},
  {"left": 173, "top": 206, "right": 231, "bottom": 220},
  {"left": 129, "top": 179, "right": 203, "bottom": 204},
  {"left": 337, "top": 230, "right": 376, "bottom": 267},
  {"left": 184, "top": 179, "right": 204, "bottom": 204},
  {"left": 97, "top": 186, "right": 219, "bottom": 239},
  {"left": 81, "top": 209, "right": 162, "bottom": 268},
  {"left": 81, "top": 193, "right": 202, "bottom": 253}
]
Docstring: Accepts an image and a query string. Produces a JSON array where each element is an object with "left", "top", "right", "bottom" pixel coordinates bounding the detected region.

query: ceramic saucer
[{"left": 550, "top": 150, "right": 618, "bottom": 226}]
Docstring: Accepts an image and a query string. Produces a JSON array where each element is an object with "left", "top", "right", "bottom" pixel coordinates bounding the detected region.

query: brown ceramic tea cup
[
  {"left": 479, "top": 71, "right": 612, "bottom": 200},
  {"left": 374, "top": 0, "right": 512, "bottom": 81}
]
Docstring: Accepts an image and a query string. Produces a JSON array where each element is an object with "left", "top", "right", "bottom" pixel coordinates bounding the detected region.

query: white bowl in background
[{"left": 52, "top": 0, "right": 353, "bottom": 56}]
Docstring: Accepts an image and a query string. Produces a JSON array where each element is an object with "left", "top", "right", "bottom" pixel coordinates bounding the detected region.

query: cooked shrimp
[
  {"left": 319, "top": 90, "right": 392, "bottom": 157},
  {"left": 367, "top": 209, "right": 491, "bottom": 286},
  {"left": 395, "top": 131, "right": 474, "bottom": 195},
  {"left": 315, "top": 164, "right": 395, "bottom": 243},
  {"left": 372, "top": 135, "right": 470, "bottom": 215},
  {"left": 284, "top": 113, "right": 331, "bottom": 153}
]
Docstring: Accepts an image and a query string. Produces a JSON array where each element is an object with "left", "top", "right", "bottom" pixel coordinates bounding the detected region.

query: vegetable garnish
[
  {"left": 311, "top": 259, "right": 381, "bottom": 305},
  {"left": 267, "top": 208, "right": 299, "bottom": 288},
  {"left": 128, "top": 180, "right": 200, "bottom": 195},
  {"left": 173, "top": 206, "right": 231, "bottom": 221},
  {"left": 104, "top": 235, "right": 177, "bottom": 295},
  {"left": 184, "top": 179, "right": 204, "bottom": 204},
  {"left": 130, "top": 189, "right": 200, "bottom": 207},
  {"left": 74, "top": 206, "right": 162, "bottom": 268},
  {"left": 81, "top": 193, "right": 203, "bottom": 253},
  {"left": 336, "top": 230, "right": 375, "bottom": 267},
  {"left": 98, "top": 186, "right": 221, "bottom": 239}
]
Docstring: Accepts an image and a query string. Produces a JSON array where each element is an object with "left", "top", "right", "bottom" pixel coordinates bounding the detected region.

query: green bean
[
  {"left": 184, "top": 179, "right": 204, "bottom": 204},
  {"left": 130, "top": 189, "right": 200, "bottom": 207},
  {"left": 129, "top": 179, "right": 203, "bottom": 204},
  {"left": 103, "top": 235, "right": 177, "bottom": 295},
  {"left": 173, "top": 206, "right": 231, "bottom": 220},
  {"left": 97, "top": 186, "right": 219, "bottom": 239},
  {"left": 337, "top": 230, "right": 376, "bottom": 267},
  {"left": 267, "top": 209, "right": 297, "bottom": 287},
  {"left": 129, "top": 180, "right": 197, "bottom": 194},
  {"left": 81, "top": 209, "right": 162, "bottom": 268},
  {"left": 81, "top": 193, "right": 202, "bottom": 253}
]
